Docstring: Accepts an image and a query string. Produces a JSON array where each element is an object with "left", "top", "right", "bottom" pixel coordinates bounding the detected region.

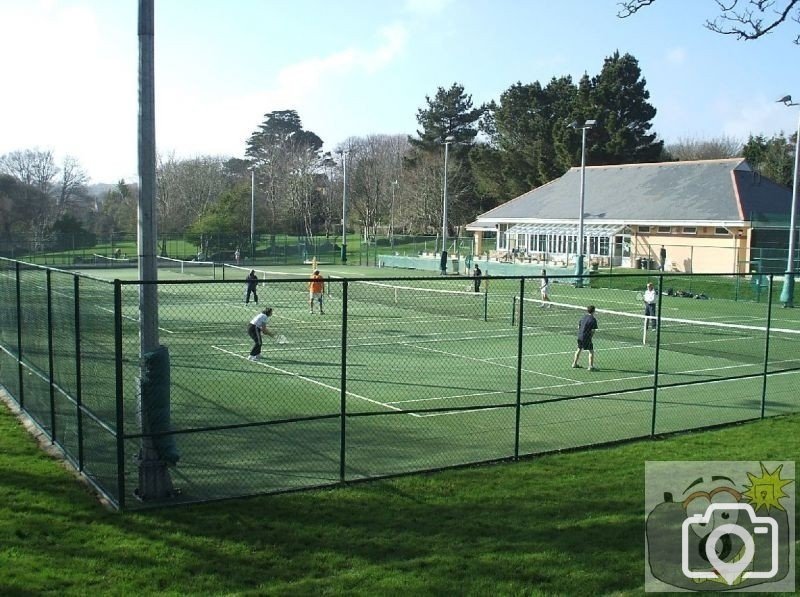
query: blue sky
[{"left": 1, "top": 0, "right": 798, "bottom": 183}]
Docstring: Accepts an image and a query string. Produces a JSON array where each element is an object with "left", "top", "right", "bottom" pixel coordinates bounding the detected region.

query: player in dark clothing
[
  {"left": 473, "top": 264, "right": 482, "bottom": 292},
  {"left": 245, "top": 270, "right": 259, "bottom": 304},
  {"left": 571, "top": 305, "right": 598, "bottom": 371}
]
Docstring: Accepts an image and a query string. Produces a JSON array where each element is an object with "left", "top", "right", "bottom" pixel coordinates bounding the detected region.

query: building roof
[{"left": 469, "top": 158, "right": 793, "bottom": 228}]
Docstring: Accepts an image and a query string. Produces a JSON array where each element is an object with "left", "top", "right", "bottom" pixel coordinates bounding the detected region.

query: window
[
  {"left": 657, "top": 226, "right": 671, "bottom": 233},
  {"left": 683, "top": 226, "right": 697, "bottom": 234},
  {"left": 715, "top": 227, "right": 729, "bottom": 236},
  {"left": 638, "top": 225, "right": 650, "bottom": 233}
]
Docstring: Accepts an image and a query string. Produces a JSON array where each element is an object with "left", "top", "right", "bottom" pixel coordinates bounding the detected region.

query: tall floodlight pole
[
  {"left": 441, "top": 136, "right": 454, "bottom": 274},
  {"left": 137, "top": 0, "right": 174, "bottom": 501},
  {"left": 778, "top": 95, "right": 800, "bottom": 307},
  {"left": 391, "top": 179, "right": 398, "bottom": 248},
  {"left": 569, "top": 119, "right": 596, "bottom": 288},
  {"left": 340, "top": 150, "right": 349, "bottom": 263},
  {"left": 250, "top": 167, "right": 255, "bottom": 262},
  {"left": 138, "top": 0, "right": 158, "bottom": 353}
]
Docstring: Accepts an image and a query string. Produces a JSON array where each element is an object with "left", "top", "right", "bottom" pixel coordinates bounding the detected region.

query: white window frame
[
  {"left": 682, "top": 226, "right": 697, "bottom": 235},
  {"left": 657, "top": 226, "right": 671, "bottom": 234},
  {"left": 714, "top": 227, "right": 729, "bottom": 236}
]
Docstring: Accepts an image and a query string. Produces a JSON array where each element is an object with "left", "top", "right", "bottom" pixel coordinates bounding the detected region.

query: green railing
[{"left": 1, "top": 257, "right": 798, "bottom": 509}]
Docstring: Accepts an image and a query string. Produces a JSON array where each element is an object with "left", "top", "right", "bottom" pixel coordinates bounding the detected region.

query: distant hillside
[{"left": 86, "top": 183, "right": 118, "bottom": 198}]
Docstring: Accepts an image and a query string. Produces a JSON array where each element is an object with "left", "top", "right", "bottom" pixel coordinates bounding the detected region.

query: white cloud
[
  {"left": 155, "top": 23, "right": 409, "bottom": 166},
  {"left": 719, "top": 96, "right": 799, "bottom": 140},
  {"left": 0, "top": 1, "right": 137, "bottom": 182},
  {"left": 665, "top": 47, "right": 687, "bottom": 65}
]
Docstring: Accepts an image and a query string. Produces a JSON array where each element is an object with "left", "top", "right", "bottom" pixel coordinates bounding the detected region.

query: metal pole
[
  {"left": 138, "top": 0, "right": 158, "bottom": 354},
  {"left": 576, "top": 126, "right": 587, "bottom": 287},
  {"left": 780, "top": 106, "right": 800, "bottom": 307},
  {"left": 442, "top": 141, "right": 450, "bottom": 275},
  {"left": 391, "top": 180, "right": 397, "bottom": 248},
  {"left": 250, "top": 168, "right": 255, "bottom": 262},
  {"left": 341, "top": 151, "right": 348, "bottom": 264}
]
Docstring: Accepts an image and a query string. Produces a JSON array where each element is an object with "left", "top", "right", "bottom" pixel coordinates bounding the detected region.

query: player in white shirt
[
  {"left": 247, "top": 307, "right": 275, "bottom": 361},
  {"left": 540, "top": 269, "right": 552, "bottom": 307},
  {"left": 643, "top": 282, "right": 657, "bottom": 330}
]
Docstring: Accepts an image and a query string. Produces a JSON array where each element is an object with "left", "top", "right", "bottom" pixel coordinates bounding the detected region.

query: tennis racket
[
  {"left": 275, "top": 334, "right": 288, "bottom": 345},
  {"left": 635, "top": 291, "right": 645, "bottom": 303}
]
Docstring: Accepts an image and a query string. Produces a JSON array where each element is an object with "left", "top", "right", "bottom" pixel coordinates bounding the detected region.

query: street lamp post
[
  {"left": 250, "top": 167, "right": 255, "bottom": 262},
  {"left": 569, "top": 119, "right": 596, "bottom": 288},
  {"left": 778, "top": 95, "right": 800, "bottom": 308},
  {"left": 340, "top": 150, "right": 349, "bottom": 264},
  {"left": 391, "top": 179, "right": 398, "bottom": 248},
  {"left": 441, "top": 136, "right": 455, "bottom": 274}
]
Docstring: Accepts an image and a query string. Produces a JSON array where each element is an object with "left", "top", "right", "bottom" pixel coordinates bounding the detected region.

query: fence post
[
  {"left": 114, "top": 280, "right": 126, "bottom": 509},
  {"left": 760, "top": 275, "right": 775, "bottom": 419},
  {"left": 514, "top": 278, "right": 525, "bottom": 459},
  {"left": 339, "top": 280, "right": 348, "bottom": 483},
  {"left": 46, "top": 269, "right": 56, "bottom": 443},
  {"left": 650, "top": 274, "right": 665, "bottom": 437},
  {"left": 15, "top": 261, "right": 24, "bottom": 408},
  {"left": 74, "top": 275, "right": 84, "bottom": 471}
]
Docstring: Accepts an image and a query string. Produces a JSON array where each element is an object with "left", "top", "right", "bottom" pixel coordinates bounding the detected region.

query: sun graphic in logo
[{"left": 742, "top": 463, "right": 793, "bottom": 513}]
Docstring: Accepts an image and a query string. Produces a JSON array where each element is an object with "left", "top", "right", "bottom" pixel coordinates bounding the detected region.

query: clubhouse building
[{"left": 466, "top": 158, "right": 794, "bottom": 273}]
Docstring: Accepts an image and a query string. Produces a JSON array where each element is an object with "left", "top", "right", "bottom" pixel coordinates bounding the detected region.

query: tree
[
  {"left": 407, "top": 83, "right": 485, "bottom": 234},
  {"left": 341, "top": 134, "right": 409, "bottom": 241},
  {"left": 245, "top": 110, "right": 323, "bottom": 236},
  {"left": 583, "top": 51, "right": 663, "bottom": 165},
  {"left": 742, "top": 133, "right": 796, "bottom": 186},
  {"left": 57, "top": 156, "right": 90, "bottom": 212},
  {"left": 157, "top": 154, "right": 228, "bottom": 234},
  {"left": 0, "top": 175, "right": 45, "bottom": 237},
  {"left": 617, "top": 0, "right": 800, "bottom": 45},
  {"left": 664, "top": 136, "right": 743, "bottom": 160},
  {"left": 410, "top": 83, "right": 483, "bottom": 150}
]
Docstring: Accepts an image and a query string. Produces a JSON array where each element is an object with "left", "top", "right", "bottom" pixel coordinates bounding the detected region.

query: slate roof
[{"left": 469, "top": 158, "right": 793, "bottom": 227}]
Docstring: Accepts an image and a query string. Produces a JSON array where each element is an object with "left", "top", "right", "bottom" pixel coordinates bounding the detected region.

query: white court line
[
  {"left": 211, "top": 344, "right": 419, "bottom": 417},
  {"left": 413, "top": 358, "right": 800, "bottom": 417},
  {"left": 409, "top": 343, "right": 576, "bottom": 383},
  {"left": 96, "top": 305, "right": 175, "bottom": 334}
]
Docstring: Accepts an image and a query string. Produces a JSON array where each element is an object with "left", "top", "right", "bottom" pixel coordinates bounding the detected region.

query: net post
[
  {"left": 511, "top": 296, "right": 517, "bottom": 326},
  {"left": 113, "top": 279, "right": 126, "bottom": 509},
  {"left": 483, "top": 289, "right": 488, "bottom": 322}
]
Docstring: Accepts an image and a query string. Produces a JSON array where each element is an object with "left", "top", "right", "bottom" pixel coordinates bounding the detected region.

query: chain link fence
[{"left": 1, "top": 257, "right": 799, "bottom": 509}]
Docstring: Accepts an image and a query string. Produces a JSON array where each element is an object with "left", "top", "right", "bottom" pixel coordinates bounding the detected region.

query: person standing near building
[
  {"left": 473, "top": 264, "right": 482, "bottom": 292},
  {"left": 245, "top": 270, "right": 259, "bottom": 304},
  {"left": 234, "top": 247, "right": 241, "bottom": 265},
  {"left": 540, "top": 269, "right": 552, "bottom": 307},
  {"left": 309, "top": 269, "right": 325, "bottom": 314},
  {"left": 643, "top": 282, "right": 658, "bottom": 330},
  {"left": 571, "top": 305, "right": 598, "bottom": 371},
  {"left": 659, "top": 245, "right": 667, "bottom": 271},
  {"left": 247, "top": 307, "right": 275, "bottom": 361}
]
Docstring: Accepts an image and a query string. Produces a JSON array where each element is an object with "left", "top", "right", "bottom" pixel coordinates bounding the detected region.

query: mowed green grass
[{"left": 1, "top": 400, "right": 798, "bottom": 596}]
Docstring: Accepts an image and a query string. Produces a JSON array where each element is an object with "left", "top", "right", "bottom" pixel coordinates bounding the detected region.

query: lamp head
[
  {"left": 584, "top": 119, "right": 597, "bottom": 127},
  {"left": 777, "top": 95, "right": 798, "bottom": 106}
]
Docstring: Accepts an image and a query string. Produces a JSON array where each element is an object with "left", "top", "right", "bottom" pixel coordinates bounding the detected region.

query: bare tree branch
[
  {"left": 617, "top": 0, "right": 800, "bottom": 43},
  {"left": 617, "top": 0, "right": 657, "bottom": 18},
  {"left": 706, "top": 0, "right": 799, "bottom": 42}
]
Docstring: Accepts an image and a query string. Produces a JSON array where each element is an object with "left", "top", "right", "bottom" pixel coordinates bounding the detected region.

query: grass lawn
[{"left": 1, "top": 399, "right": 797, "bottom": 596}]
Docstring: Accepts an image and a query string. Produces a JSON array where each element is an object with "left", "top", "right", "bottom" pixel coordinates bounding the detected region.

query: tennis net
[
  {"left": 515, "top": 296, "right": 800, "bottom": 366},
  {"left": 350, "top": 280, "right": 489, "bottom": 320},
  {"left": 93, "top": 253, "right": 131, "bottom": 266},
  {"left": 156, "top": 256, "right": 217, "bottom": 278}
]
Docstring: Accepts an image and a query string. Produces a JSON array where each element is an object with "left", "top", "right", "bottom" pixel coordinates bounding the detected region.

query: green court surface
[{"left": 3, "top": 262, "right": 800, "bottom": 505}]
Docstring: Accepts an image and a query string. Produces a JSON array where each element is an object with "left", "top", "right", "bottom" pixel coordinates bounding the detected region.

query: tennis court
[{"left": 2, "top": 259, "right": 799, "bottom": 507}]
